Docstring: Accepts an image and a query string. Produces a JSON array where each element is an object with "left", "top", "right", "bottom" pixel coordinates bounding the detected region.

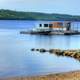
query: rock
[
  {"left": 36, "top": 49, "right": 40, "bottom": 51},
  {"left": 49, "top": 49, "right": 54, "bottom": 53},
  {"left": 39, "top": 49, "right": 47, "bottom": 53},
  {"left": 57, "top": 51, "right": 64, "bottom": 56},
  {"left": 31, "top": 48, "right": 80, "bottom": 61},
  {"left": 70, "top": 52, "right": 76, "bottom": 57},
  {"left": 31, "top": 48, "right": 35, "bottom": 51},
  {"left": 74, "top": 53, "right": 80, "bottom": 60},
  {"left": 63, "top": 51, "right": 72, "bottom": 56}
]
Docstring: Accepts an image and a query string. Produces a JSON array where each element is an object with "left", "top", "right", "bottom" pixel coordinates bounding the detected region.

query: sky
[{"left": 0, "top": 0, "right": 80, "bottom": 15}]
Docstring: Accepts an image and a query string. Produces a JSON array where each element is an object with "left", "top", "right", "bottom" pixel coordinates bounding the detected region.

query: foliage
[{"left": 0, "top": 9, "right": 80, "bottom": 21}]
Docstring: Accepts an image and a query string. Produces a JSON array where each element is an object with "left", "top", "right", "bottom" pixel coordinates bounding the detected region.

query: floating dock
[
  {"left": 20, "top": 31, "right": 80, "bottom": 35},
  {"left": 20, "top": 21, "right": 80, "bottom": 35}
]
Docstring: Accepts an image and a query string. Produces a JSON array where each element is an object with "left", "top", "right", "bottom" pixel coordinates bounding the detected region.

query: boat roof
[{"left": 35, "top": 21, "right": 71, "bottom": 25}]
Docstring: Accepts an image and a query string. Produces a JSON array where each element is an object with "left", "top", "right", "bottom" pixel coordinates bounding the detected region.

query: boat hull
[{"left": 20, "top": 30, "right": 51, "bottom": 35}]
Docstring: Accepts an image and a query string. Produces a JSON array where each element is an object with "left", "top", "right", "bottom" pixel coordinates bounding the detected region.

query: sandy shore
[{"left": 1, "top": 70, "right": 80, "bottom": 80}]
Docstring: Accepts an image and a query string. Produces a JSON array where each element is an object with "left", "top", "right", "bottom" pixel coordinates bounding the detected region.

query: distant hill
[{"left": 0, "top": 9, "right": 80, "bottom": 21}]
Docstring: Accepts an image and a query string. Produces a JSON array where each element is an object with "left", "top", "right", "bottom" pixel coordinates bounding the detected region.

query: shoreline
[{"left": 2, "top": 70, "right": 80, "bottom": 80}]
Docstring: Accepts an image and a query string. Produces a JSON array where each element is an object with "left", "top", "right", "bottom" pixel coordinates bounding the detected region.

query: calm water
[{"left": 0, "top": 20, "right": 80, "bottom": 78}]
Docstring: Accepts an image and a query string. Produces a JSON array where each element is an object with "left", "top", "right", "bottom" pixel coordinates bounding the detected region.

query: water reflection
[{"left": 31, "top": 35, "right": 80, "bottom": 49}]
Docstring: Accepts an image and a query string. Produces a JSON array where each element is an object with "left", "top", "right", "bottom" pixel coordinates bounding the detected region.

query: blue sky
[{"left": 0, "top": 0, "right": 80, "bottom": 15}]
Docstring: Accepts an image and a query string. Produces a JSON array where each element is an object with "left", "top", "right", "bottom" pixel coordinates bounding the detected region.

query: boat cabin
[
  {"left": 50, "top": 22, "right": 71, "bottom": 31},
  {"left": 34, "top": 21, "right": 71, "bottom": 32}
]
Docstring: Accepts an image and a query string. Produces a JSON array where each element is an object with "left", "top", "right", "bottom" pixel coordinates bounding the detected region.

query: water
[{"left": 0, "top": 20, "right": 80, "bottom": 78}]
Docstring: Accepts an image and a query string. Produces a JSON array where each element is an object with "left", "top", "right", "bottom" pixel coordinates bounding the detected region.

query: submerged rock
[
  {"left": 39, "top": 49, "right": 47, "bottom": 53},
  {"left": 36, "top": 49, "right": 40, "bottom": 51},
  {"left": 31, "top": 48, "right": 80, "bottom": 61},
  {"left": 49, "top": 49, "right": 54, "bottom": 53},
  {"left": 31, "top": 48, "right": 35, "bottom": 51}
]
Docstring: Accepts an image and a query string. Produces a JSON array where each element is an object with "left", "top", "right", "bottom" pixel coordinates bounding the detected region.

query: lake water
[{"left": 0, "top": 20, "right": 80, "bottom": 78}]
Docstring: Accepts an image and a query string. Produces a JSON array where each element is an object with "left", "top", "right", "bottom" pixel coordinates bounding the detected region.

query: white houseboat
[
  {"left": 30, "top": 21, "right": 71, "bottom": 34},
  {"left": 20, "top": 21, "right": 79, "bottom": 35}
]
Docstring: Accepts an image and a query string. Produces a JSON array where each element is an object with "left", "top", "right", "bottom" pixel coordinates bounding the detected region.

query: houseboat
[{"left": 20, "top": 21, "right": 80, "bottom": 35}]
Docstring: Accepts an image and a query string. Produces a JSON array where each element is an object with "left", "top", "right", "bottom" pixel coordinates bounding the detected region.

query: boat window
[
  {"left": 44, "top": 24, "right": 48, "bottom": 27},
  {"left": 49, "top": 24, "right": 53, "bottom": 27},
  {"left": 39, "top": 24, "right": 42, "bottom": 27}
]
